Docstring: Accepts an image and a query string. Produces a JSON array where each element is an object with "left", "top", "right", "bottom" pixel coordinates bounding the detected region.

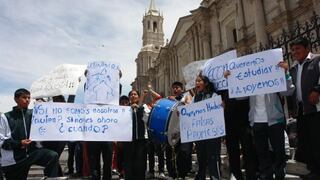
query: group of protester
[{"left": 0, "top": 37, "right": 319, "bottom": 180}]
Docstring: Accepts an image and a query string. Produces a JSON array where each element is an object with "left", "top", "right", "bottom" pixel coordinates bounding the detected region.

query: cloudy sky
[{"left": 0, "top": 0, "right": 200, "bottom": 112}]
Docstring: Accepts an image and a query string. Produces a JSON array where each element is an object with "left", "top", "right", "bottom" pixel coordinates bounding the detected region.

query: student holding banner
[
  {"left": 142, "top": 86, "right": 166, "bottom": 179},
  {"left": 288, "top": 37, "right": 320, "bottom": 179},
  {"left": 123, "top": 90, "right": 147, "bottom": 180},
  {"left": 220, "top": 91, "right": 258, "bottom": 180},
  {"left": 165, "top": 81, "right": 193, "bottom": 179},
  {"left": 41, "top": 95, "right": 67, "bottom": 176},
  {"left": 0, "top": 88, "right": 59, "bottom": 179},
  {"left": 193, "top": 73, "right": 222, "bottom": 180},
  {"left": 225, "top": 61, "right": 294, "bottom": 180},
  {"left": 112, "top": 95, "right": 130, "bottom": 178}
]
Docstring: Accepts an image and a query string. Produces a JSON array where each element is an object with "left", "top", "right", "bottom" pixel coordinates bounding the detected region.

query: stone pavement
[{"left": 27, "top": 148, "right": 306, "bottom": 180}]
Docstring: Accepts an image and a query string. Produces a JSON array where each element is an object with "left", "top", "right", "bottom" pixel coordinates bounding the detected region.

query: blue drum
[{"left": 148, "top": 98, "right": 181, "bottom": 145}]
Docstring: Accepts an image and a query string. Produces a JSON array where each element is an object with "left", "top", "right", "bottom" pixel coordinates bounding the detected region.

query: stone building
[
  {"left": 132, "top": 0, "right": 164, "bottom": 92},
  {"left": 134, "top": 0, "right": 320, "bottom": 96}
]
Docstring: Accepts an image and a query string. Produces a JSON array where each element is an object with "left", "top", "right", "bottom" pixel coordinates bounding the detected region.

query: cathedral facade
[{"left": 133, "top": 0, "right": 320, "bottom": 96}]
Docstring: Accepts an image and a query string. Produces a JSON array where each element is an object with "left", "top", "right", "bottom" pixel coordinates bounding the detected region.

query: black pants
[
  {"left": 225, "top": 125, "right": 257, "bottom": 180},
  {"left": 67, "top": 141, "right": 83, "bottom": 175},
  {"left": 298, "top": 112, "right": 320, "bottom": 173},
  {"left": 87, "top": 141, "right": 112, "bottom": 180},
  {"left": 3, "top": 148, "right": 59, "bottom": 180},
  {"left": 147, "top": 140, "right": 164, "bottom": 173},
  {"left": 195, "top": 138, "right": 221, "bottom": 180},
  {"left": 253, "top": 123, "right": 286, "bottom": 180},
  {"left": 165, "top": 142, "right": 192, "bottom": 178},
  {"left": 42, "top": 141, "right": 66, "bottom": 176},
  {"left": 123, "top": 139, "right": 147, "bottom": 180}
]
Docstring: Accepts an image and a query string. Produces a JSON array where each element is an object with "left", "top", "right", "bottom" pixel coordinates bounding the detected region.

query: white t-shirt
[{"left": 253, "top": 94, "right": 268, "bottom": 123}]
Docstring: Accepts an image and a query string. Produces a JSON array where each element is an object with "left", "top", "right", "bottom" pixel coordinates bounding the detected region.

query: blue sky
[{"left": 0, "top": 0, "right": 200, "bottom": 112}]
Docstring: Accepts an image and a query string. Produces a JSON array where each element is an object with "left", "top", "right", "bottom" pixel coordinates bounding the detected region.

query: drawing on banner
[
  {"left": 227, "top": 48, "right": 287, "bottom": 98},
  {"left": 182, "top": 60, "right": 208, "bottom": 90},
  {"left": 178, "top": 96, "right": 225, "bottom": 143},
  {"left": 30, "top": 102, "right": 132, "bottom": 141},
  {"left": 202, "top": 50, "right": 237, "bottom": 90},
  {"left": 91, "top": 68, "right": 114, "bottom": 100},
  {"left": 84, "top": 61, "right": 120, "bottom": 105}
]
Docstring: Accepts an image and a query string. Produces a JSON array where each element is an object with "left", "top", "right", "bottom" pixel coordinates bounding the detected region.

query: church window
[
  {"left": 148, "top": 21, "right": 150, "bottom": 30},
  {"left": 153, "top": 21, "right": 158, "bottom": 32},
  {"left": 232, "top": 28, "right": 238, "bottom": 43}
]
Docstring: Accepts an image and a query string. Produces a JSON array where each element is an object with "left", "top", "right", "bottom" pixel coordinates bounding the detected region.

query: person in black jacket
[
  {"left": 288, "top": 37, "right": 320, "bottom": 179},
  {"left": 0, "top": 88, "right": 59, "bottom": 180},
  {"left": 122, "top": 90, "right": 147, "bottom": 180},
  {"left": 221, "top": 90, "right": 257, "bottom": 180}
]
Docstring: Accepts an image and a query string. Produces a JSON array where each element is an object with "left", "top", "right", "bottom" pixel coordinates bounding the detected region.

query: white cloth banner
[
  {"left": 178, "top": 96, "right": 225, "bottom": 143},
  {"left": 202, "top": 50, "right": 237, "bottom": 91},
  {"left": 31, "top": 64, "right": 86, "bottom": 98},
  {"left": 228, "top": 48, "right": 287, "bottom": 98},
  {"left": 30, "top": 102, "right": 132, "bottom": 141},
  {"left": 84, "top": 61, "right": 120, "bottom": 105},
  {"left": 182, "top": 60, "right": 208, "bottom": 90}
]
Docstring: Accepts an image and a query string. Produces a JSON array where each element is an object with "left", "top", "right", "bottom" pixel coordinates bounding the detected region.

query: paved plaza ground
[{"left": 26, "top": 147, "right": 307, "bottom": 180}]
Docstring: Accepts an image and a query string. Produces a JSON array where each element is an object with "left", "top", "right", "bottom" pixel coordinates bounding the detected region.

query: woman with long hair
[{"left": 193, "top": 73, "right": 221, "bottom": 180}]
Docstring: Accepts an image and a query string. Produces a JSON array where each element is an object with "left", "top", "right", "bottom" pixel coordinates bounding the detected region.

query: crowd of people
[{"left": 0, "top": 37, "right": 319, "bottom": 180}]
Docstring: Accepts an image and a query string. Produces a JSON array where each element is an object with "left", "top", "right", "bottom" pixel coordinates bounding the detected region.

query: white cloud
[{"left": 0, "top": 0, "right": 200, "bottom": 112}]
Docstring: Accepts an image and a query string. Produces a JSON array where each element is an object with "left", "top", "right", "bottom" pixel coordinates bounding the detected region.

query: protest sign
[
  {"left": 178, "top": 95, "right": 225, "bottom": 143},
  {"left": 84, "top": 61, "right": 120, "bottom": 105},
  {"left": 228, "top": 48, "right": 287, "bottom": 98},
  {"left": 31, "top": 64, "right": 86, "bottom": 98},
  {"left": 182, "top": 60, "right": 207, "bottom": 90},
  {"left": 30, "top": 102, "right": 132, "bottom": 141},
  {"left": 202, "top": 50, "right": 237, "bottom": 90}
]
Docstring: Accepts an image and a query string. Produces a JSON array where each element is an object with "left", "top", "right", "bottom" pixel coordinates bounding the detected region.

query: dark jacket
[
  {"left": 132, "top": 106, "right": 145, "bottom": 140},
  {"left": 289, "top": 53, "right": 320, "bottom": 115},
  {"left": 0, "top": 107, "right": 37, "bottom": 167}
]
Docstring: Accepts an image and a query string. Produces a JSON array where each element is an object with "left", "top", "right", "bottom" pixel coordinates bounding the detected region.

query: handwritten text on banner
[
  {"left": 202, "top": 50, "right": 237, "bottom": 91},
  {"left": 178, "top": 96, "right": 225, "bottom": 143},
  {"left": 31, "top": 64, "right": 86, "bottom": 98},
  {"left": 30, "top": 102, "right": 132, "bottom": 141},
  {"left": 228, "top": 48, "right": 287, "bottom": 98}
]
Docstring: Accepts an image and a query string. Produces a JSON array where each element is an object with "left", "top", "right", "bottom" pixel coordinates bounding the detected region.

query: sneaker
[
  {"left": 112, "top": 169, "right": 119, "bottom": 175},
  {"left": 158, "top": 172, "right": 166, "bottom": 179},
  {"left": 146, "top": 171, "right": 155, "bottom": 179}
]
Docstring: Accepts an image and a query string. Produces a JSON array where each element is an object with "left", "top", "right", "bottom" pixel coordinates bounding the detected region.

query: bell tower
[
  {"left": 133, "top": 0, "right": 165, "bottom": 92},
  {"left": 142, "top": 0, "right": 164, "bottom": 48}
]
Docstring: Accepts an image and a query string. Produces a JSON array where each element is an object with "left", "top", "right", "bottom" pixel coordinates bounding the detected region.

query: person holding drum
[
  {"left": 141, "top": 86, "right": 167, "bottom": 179},
  {"left": 165, "top": 81, "right": 193, "bottom": 179},
  {"left": 122, "top": 90, "right": 147, "bottom": 180},
  {"left": 193, "top": 73, "right": 222, "bottom": 180}
]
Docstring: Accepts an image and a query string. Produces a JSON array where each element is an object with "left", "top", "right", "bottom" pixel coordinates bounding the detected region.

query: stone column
[
  {"left": 253, "top": 0, "right": 268, "bottom": 45},
  {"left": 277, "top": 0, "right": 288, "bottom": 12},
  {"left": 236, "top": 0, "right": 246, "bottom": 39},
  {"left": 193, "top": 28, "right": 200, "bottom": 60},
  {"left": 195, "top": 25, "right": 202, "bottom": 60},
  {"left": 202, "top": 33, "right": 212, "bottom": 59},
  {"left": 209, "top": 6, "right": 222, "bottom": 56},
  {"left": 313, "top": 0, "right": 320, "bottom": 15},
  {"left": 189, "top": 38, "right": 195, "bottom": 61}
]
